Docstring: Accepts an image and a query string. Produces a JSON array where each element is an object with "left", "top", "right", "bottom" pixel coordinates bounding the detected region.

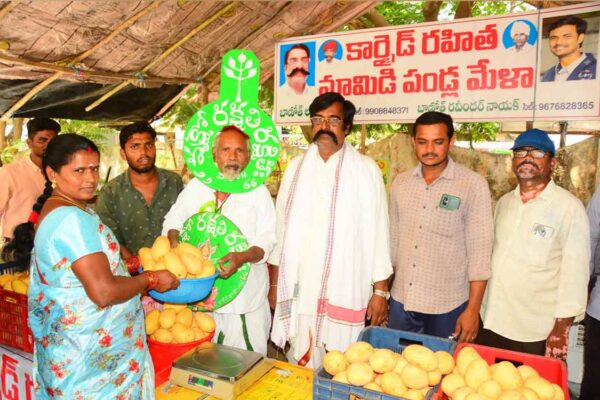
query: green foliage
[
  {"left": 0, "top": 139, "right": 28, "bottom": 165},
  {"left": 455, "top": 122, "right": 500, "bottom": 148},
  {"left": 57, "top": 119, "right": 110, "bottom": 149},
  {"left": 161, "top": 85, "right": 201, "bottom": 130},
  {"left": 375, "top": 2, "right": 425, "bottom": 25},
  {"left": 471, "top": 1, "right": 533, "bottom": 17}
]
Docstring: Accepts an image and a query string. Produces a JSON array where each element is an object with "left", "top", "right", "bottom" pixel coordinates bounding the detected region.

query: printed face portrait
[
  {"left": 511, "top": 22, "right": 530, "bottom": 48},
  {"left": 285, "top": 47, "right": 310, "bottom": 85},
  {"left": 549, "top": 24, "right": 584, "bottom": 59}
]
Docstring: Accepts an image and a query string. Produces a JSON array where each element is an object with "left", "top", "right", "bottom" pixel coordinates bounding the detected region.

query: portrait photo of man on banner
[{"left": 540, "top": 12, "right": 599, "bottom": 82}]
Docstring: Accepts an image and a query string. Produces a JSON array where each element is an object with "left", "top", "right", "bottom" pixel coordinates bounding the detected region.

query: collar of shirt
[
  {"left": 557, "top": 52, "right": 586, "bottom": 76},
  {"left": 25, "top": 154, "right": 42, "bottom": 174},
  {"left": 412, "top": 156, "right": 456, "bottom": 182},
  {"left": 512, "top": 179, "right": 557, "bottom": 203}
]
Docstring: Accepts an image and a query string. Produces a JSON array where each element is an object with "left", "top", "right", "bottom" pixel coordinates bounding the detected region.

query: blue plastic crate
[{"left": 313, "top": 327, "right": 455, "bottom": 400}]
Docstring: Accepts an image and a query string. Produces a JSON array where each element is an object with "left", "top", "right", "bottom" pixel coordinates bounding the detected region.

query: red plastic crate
[
  {"left": 148, "top": 332, "right": 214, "bottom": 386},
  {"left": 436, "top": 343, "right": 568, "bottom": 400},
  {"left": 0, "top": 287, "right": 34, "bottom": 353}
]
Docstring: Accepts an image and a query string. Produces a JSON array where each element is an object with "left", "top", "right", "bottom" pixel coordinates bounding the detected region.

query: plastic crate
[
  {"left": 437, "top": 343, "right": 569, "bottom": 400},
  {"left": 313, "top": 327, "right": 455, "bottom": 400},
  {"left": 0, "top": 262, "right": 33, "bottom": 353}
]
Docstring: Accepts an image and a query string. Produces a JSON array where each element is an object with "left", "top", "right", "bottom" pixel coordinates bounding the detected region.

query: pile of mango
[
  {"left": 441, "top": 346, "right": 564, "bottom": 400},
  {"left": 323, "top": 341, "right": 456, "bottom": 400},
  {"left": 0, "top": 272, "right": 29, "bottom": 295},
  {"left": 139, "top": 236, "right": 216, "bottom": 279},
  {"left": 145, "top": 303, "right": 215, "bottom": 344}
]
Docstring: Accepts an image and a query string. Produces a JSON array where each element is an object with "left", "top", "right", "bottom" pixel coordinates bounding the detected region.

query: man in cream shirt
[{"left": 479, "top": 129, "right": 589, "bottom": 360}]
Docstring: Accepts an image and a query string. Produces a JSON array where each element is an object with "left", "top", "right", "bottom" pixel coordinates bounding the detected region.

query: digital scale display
[{"left": 188, "top": 374, "right": 214, "bottom": 389}]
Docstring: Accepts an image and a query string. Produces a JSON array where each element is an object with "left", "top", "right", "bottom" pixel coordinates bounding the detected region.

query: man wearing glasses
[
  {"left": 479, "top": 128, "right": 589, "bottom": 360},
  {"left": 389, "top": 111, "right": 493, "bottom": 343},
  {"left": 269, "top": 92, "right": 392, "bottom": 368}
]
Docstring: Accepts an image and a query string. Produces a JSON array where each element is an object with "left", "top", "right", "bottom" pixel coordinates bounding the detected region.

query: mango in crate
[{"left": 0, "top": 272, "right": 29, "bottom": 294}]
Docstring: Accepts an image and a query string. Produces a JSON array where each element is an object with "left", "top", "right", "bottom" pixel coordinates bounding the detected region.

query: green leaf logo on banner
[{"left": 183, "top": 49, "right": 280, "bottom": 193}]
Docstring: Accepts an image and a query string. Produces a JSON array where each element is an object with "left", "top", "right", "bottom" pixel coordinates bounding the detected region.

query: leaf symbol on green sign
[{"left": 224, "top": 52, "right": 258, "bottom": 102}]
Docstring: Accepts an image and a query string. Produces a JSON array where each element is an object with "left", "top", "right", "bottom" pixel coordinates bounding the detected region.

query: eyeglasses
[
  {"left": 310, "top": 116, "right": 343, "bottom": 127},
  {"left": 512, "top": 149, "right": 548, "bottom": 159}
]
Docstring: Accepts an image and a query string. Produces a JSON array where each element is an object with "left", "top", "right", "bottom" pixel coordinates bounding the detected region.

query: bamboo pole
[
  {"left": 360, "top": 124, "right": 367, "bottom": 154},
  {"left": 0, "top": 1, "right": 20, "bottom": 20},
  {"left": 0, "top": 120, "right": 6, "bottom": 151},
  {"left": 12, "top": 118, "right": 23, "bottom": 140},
  {"left": 0, "top": 53, "right": 199, "bottom": 85},
  {"left": 0, "top": 1, "right": 160, "bottom": 121},
  {"left": 86, "top": 2, "right": 238, "bottom": 113}
]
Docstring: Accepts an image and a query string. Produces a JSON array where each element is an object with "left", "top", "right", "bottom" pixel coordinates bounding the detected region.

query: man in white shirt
[
  {"left": 162, "top": 126, "right": 276, "bottom": 355},
  {"left": 507, "top": 20, "right": 534, "bottom": 54},
  {"left": 541, "top": 15, "right": 597, "bottom": 82},
  {"left": 479, "top": 129, "right": 589, "bottom": 360},
  {"left": 270, "top": 92, "right": 392, "bottom": 368}
]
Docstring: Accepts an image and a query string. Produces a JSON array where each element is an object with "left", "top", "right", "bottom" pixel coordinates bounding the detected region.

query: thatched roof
[{"left": 0, "top": 1, "right": 376, "bottom": 121}]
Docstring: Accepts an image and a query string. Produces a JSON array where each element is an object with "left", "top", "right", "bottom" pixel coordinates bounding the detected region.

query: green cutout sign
[
  {"left": 179, "top": 212, "right": 249, "bottom": 311},
  {"left": 183, "top": 49, "right": 280, "bottom": 193}
]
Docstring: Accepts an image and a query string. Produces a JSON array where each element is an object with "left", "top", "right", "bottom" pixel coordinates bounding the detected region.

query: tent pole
[
  {"left": 0, "top": 1, "right": 21, "bottom": 21},
  {"left": 85, "top": 2, "right": 238, "bottom": 113},
  {"left": 0, "top": 1, "right": 160, "bottom": 121}
]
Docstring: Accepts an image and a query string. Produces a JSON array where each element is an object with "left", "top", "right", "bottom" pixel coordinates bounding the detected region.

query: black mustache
[
  {"left": 422, "top": 152, "right": 437, "bottom": 158},
  {"left": 287, "top": 67, "right": 309, "bottom": 77},
  {"left": 313, "top": 130, "right": 338, "bottom": 145},
  {"left": 517, "top": 160, "right": 539, "bottom": 169}
]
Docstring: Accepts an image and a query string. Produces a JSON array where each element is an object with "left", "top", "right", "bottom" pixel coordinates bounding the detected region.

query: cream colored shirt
[
  {"left": 482, "top": 181, "right": 590, "bottom": 342},
  {"left": 0, "top": 156, "right": 46, "bottom": 238}
]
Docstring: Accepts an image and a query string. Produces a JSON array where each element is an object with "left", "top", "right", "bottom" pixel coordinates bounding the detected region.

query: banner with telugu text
[{"left": 274, "top": 3, "right": 600, "bottom": 124}]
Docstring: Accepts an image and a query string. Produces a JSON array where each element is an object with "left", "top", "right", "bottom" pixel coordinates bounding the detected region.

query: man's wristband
[{"left": 373, "top": 289, "right": 390, "bottom": 300}]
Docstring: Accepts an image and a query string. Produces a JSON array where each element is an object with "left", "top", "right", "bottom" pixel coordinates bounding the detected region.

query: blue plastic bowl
[{"left": 148, "top": 272, "right": 219, "bottom": 304}]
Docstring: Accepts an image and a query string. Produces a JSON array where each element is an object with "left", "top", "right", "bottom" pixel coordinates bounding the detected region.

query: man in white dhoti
[
  {"left": 269, "top": 92, "right": 393, "bottom": 368},
  {"left": 162, "top": 126, "right": 276, "bottom": 355}
]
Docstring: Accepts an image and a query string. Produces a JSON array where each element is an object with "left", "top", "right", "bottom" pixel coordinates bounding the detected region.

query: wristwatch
[{"left": 373, "top": 288, "right": 390, "bottom": 300}]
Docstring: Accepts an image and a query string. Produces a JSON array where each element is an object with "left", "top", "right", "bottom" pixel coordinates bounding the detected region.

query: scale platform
[{"left": 169, "top": 342, "right": 275, "bottom": 399}]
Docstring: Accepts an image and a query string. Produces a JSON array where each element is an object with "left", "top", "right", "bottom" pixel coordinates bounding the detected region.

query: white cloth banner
[
  {"left": 0, "top": 345, "right": 34, "bottom": 400},
  {"left": 274, "top": 3, "right": 600, "bottom": 124}
]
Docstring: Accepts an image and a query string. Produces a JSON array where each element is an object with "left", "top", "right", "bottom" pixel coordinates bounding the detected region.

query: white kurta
[
  {"left": 162, "top": 179, "right": 276, "bottom": 353},
  {"left": 270, "top": 143, "right": 392, "bottom": 367}
]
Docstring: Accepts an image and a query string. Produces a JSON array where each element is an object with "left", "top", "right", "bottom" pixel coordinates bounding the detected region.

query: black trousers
[
  {"left": 580, "top": 314, "right": 600, "bottom": 400},
  {"left": 475, "top": 319, "right": 546, "bottom": 356}
]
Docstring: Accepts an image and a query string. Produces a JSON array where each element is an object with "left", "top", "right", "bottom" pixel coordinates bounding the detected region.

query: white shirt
[
  {"left": 162, "top": 179, "right": 276, "bottom": 315},
  {"left": 482, "top": 181, "right": 590, "bottom": 342}
]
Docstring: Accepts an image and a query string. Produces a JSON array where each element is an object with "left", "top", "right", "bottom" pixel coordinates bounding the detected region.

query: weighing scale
[{"left": 169, "top": 342, "right": 276, "bottom": 399}]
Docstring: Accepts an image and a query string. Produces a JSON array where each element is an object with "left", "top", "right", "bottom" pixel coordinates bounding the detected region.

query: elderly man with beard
[
  {"left": 162, "top": 125, "right": 276, "bottom": 355},
  {"left": 281, "top": 44, "right": 317, "bottom": 97},
  {"left": 270, "top": 92, "right": 392, "bottom": 368},
  {"left": 96, "top": 122, "right": 183, "bottom": 272},
  {"left": 479, "top": 129, "right": 589, "bottom": 361}
]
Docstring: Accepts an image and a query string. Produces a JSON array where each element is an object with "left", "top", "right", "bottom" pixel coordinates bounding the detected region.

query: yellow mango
[
  {"left": 0, "top": 274, "right": 13, "bottom": 286},
  {"left": 163, "top": 303, "right": 188, "bottom": 312},
  {"left": 145, "top": 309, "right": 160, "bottom": 335},
  {"left": 177, "top": 242, "right": 205, "bottom": 259},
  {"left": 139, "top": 247, "right": 154, "bottom": 266},
  {"left": 198, "top": 259, "right": 216, "bottom": 277},
  {"left": 171, "top": 323, "right": 195, "bottom": 343},
  {"left": 2, "top": 280, "right": 13, "bottom": 291},
  {"left": 152, "top": 328, "right": 173, "bottom": 343},
  {"left": 11, "top": 279, "right": 28, "bottom": 294},
  {"left": 159, "top": 308, "right": 177, "bottom": 329},
  {"left": 192, "top": 327, "right": 205, "bottom": 341},
  {"left": 155, "top": 259, "right": 166, "bottom": 271},
  {"left": 164, "top": 252, "right": 187, "bottom": 278},
  {"left": 194, "top": 312, "right": 215, "bottom": 333},
  {"left": 179, "top": 252, "right": 204, "bottom": 275},
  {"left": 176, "top": 308, "right": 194, "bottom": 328},
  {"left": 151, "top": 236, "right": 171, "bottom": 260}
]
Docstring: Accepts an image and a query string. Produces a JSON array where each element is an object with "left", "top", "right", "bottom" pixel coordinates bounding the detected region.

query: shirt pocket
[
  {"left": 524, "top": 227, "right": 556, "bottom": 268},
  {"left": 430, "top": 206, "right": 462, "bottom": 238}
]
